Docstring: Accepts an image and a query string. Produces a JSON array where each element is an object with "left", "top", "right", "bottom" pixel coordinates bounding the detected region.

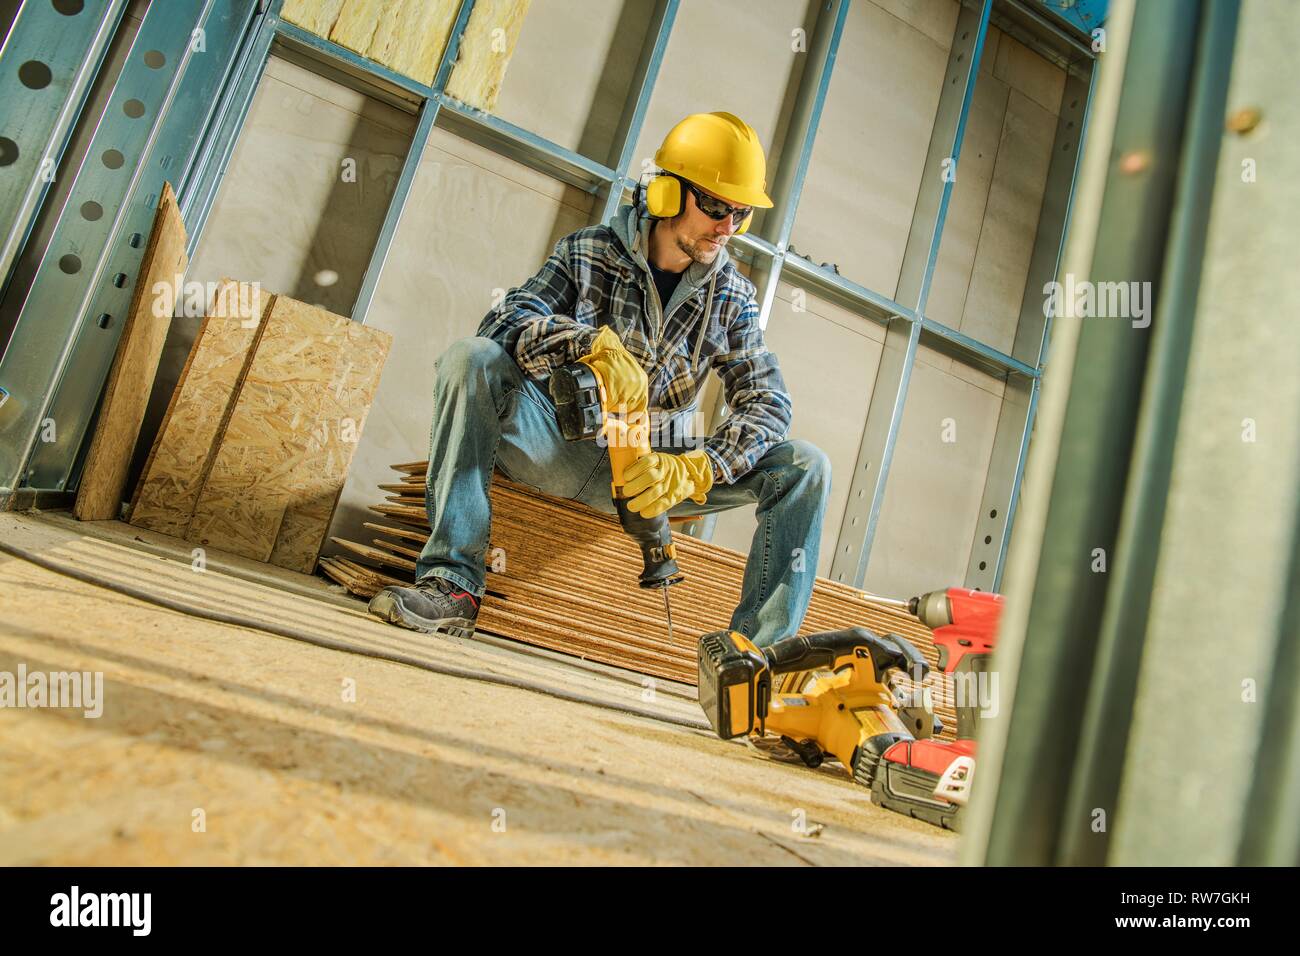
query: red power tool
[{"left": 866, "top": 587, "right": 1002, "bottom": 830}]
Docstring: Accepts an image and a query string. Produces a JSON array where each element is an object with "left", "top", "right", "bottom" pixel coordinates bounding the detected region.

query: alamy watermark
[
  {"left": 0, "top": 664, "right": 103, "bottom": 718},
  {"left": 50, "top": 886, "right": 150, "bottom": 936},
  {"left": 1043, "top": 273, "right": 1153, "bottom": 328}
]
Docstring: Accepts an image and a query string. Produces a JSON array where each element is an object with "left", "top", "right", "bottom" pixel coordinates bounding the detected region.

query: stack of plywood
[
  {"left": 128, "top": 280, "right": 391, "bottom": 573},
  {"left": 281, "top": 0, "right": 532, "bottom": 109},
  {"left": 326, "top": 464, "right": 958, "bottom": 737}
]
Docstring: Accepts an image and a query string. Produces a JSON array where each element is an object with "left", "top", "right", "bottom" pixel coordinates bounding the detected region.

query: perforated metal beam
[{"left": 0, "top": 0, "right": 259, "bottom": 497}]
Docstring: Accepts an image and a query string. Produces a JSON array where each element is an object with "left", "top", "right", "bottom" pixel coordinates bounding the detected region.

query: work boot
[{"left": 368, "top": 577, "right": 479, "bottom": 638}]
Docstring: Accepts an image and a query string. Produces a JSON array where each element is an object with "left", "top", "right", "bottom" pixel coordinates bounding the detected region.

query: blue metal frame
[
  {"left": 0, "top": 0, "right": 128, "bottom": 299},
  {"left": 0, "top": 0, "right": 261, "bottom": 496}
]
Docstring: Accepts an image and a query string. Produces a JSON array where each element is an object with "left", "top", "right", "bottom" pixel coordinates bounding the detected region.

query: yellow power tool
[{"left": 698, "top": 627, "right": 936, "bottom": 781}]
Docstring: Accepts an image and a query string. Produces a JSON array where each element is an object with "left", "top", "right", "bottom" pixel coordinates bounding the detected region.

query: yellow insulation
[
  {"left": 280, "top": 0, "right": 347, "bottom": 36},
  {"left": 444, "top": 0, "right": 532, "bottom": 112},
  {"left": 282, "top": 0, "right": 532, "bottom": 112},
  {"left": 328, "top": 0, "right": 388, "bottom": 56},
  {"left": 370, "top": 0, "right": 460, "bottom": 86}
]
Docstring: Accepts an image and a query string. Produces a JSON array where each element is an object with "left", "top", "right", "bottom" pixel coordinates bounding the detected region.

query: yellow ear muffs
[
  {"left": 645, "top": 175, "right": 683, "bottom": 219},
  {"left": 735, "top": 209, "right": 752, "bottom": 235}
]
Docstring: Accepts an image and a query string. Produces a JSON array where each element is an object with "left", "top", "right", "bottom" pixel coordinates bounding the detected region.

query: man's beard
[{"left": 675, "top": 233, "right": 724, "bottom": 264}]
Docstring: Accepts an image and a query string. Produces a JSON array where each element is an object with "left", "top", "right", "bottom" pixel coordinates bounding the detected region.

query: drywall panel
[
  {"left": 492, "top": 0, "right": 648, "bottom": 164},
  {"left": 708, "top": 286, "right": 885, "bottom": 579},
  {"left": 924, "top": 71, "right": 1009, "bottom": 327},
  {"left": 326, "top": 124, "right": 596, "bottom": 550},
  {"left": 961, "top": 87, "right": 1057, "bottom": 352},
  {"left": 862, "top": 343, "right": 1002, "bottom": 598},
  {"left": 629, "top": 0, "right": 816, "bottom": 187},
  {"left": 992, "top": 32, "right": 1065, "bottom": 115},
  {"left": 186, "top": 55, "right": 415, "bottom": 316},
  {"left": 873, "top": 0, "right": 959, "bottom": 49},
  {"left": 789, "top": 0, "right": 955, "bottom": 300}
]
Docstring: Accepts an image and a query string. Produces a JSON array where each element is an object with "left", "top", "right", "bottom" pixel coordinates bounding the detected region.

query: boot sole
[{"left": 367, "top": 590, "right": 476, "bottom": 639}]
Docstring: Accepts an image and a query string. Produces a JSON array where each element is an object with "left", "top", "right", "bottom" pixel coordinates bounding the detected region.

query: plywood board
[
  {"left": 630, "top": 0, "right": 805, "bottom": 186},
  {"left": 709, "top": 285, "right": 885, "bottom": 577},
  {"left": 187, "top": 295, "right": 390, "bottom": 564},
  {"left": 444, "top": 0, "right": 532, "bottom": 112},
  {"left": 491, "top": 0, "right": 642, "bottom": 162},
  {"left": 75, "top": 182, "right": 188, "bottom": 521},
  {"left": 129, "top": 279, "right": 272, "bottom": 536}
]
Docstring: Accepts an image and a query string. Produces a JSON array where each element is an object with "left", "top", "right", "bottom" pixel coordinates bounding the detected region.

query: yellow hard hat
[{"left": 652, "top": 112, "right": 774, "bottom": 209}]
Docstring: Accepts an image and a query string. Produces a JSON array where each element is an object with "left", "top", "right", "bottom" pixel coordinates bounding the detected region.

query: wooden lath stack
[{"left": 324, "top": 462, "right": 959, "bottom": 737}]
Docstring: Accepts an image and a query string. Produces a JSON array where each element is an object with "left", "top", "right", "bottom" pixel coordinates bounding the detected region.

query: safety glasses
[{"left": 679, "top": 177, "right": 753, "bottom": 226}]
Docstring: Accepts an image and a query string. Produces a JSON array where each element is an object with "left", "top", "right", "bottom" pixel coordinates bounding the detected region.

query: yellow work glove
[
  {"left": 623, "top": 449, "right": 714, "bottom": 518},
  {"left": 577, "top": 326, "right": 648, "bottom": 413}
]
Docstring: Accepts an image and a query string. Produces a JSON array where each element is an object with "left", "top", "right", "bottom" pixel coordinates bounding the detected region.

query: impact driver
[{"left": 866, "top": 587, "right": 1002, "bottom": 830}]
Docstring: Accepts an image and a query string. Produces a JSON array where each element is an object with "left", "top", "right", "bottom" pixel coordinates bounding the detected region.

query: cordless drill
[
  {"left": 549, "top": 361, "right": 681, "bottom": 590},
  {"left": 866, "top": 587, "right": 1002, "bottom": 830}
]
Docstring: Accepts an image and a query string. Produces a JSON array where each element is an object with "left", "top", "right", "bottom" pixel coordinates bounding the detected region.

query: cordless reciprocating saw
[{"left": 697, "top": 626, "right": 936, "bottom": 781}]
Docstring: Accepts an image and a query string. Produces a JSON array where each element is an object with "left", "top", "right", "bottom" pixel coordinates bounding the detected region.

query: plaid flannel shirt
[{"left": 477, "top": 203, "right": 792, "bottom": 485}]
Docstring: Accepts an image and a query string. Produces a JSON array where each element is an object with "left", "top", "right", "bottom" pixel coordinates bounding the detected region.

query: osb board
[
  {"left": 444, "top": 0, "right": 532, "bottom": 112},
  {"left": 187, "top": 295, "right": 390, "bottom": 564},
  {"left": 129, "top": 279, "right": 272, "bottom": 536},
  {"left": 75, "top": 182, "right": 188, "bottom": 521},
  {"left": 266, "top": 316, "right": 391, "bottom": 572}
]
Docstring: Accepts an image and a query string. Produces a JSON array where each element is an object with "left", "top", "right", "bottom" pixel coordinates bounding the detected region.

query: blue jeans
[{"left": 416, "top": 337, "right": 831, "bottom": 647}]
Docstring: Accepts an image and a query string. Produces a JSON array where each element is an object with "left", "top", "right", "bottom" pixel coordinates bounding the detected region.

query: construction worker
[{"left": 368, "top": 112, "right": 830, "bottom": 646}]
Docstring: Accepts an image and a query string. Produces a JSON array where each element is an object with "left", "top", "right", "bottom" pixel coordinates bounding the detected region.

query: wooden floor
[{"left": 0, "top": 510, "right": 957, "bottom": 866}]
